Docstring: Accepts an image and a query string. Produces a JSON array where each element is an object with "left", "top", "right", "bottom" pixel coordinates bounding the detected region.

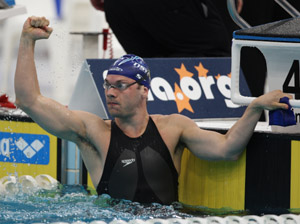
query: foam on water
[
  {"left": 0, "top": 185, "right": 194, "bottom": 224},
  {"left": 1, "top": 178, "right": 299, "bottom": 223}
]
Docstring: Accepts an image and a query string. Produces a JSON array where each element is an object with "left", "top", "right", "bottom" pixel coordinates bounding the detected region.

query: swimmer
[{"left": 14, "top": 16, "right": 292, "bottom": 205}]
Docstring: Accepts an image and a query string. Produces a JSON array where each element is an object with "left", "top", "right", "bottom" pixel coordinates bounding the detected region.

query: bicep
[
  {"left": 180, "top": 121, "right": 227, "bottom": 160},
  {"left": 24, "top": 95, "right": 87, "bottom": 142}
]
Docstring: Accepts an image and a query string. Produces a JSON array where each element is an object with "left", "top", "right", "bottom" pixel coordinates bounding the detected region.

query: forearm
[
  {"left": 15, "top": 36, "right": 41, "bottom": 108},
  {"left": 223, "top": 101, "right": 263, "bottom": 159},
  {"left": 224, "top": 89, "right": 292, "bottom": 159},
  {"left": 13, "top": 16, "right": 87, "bottom": 143}
]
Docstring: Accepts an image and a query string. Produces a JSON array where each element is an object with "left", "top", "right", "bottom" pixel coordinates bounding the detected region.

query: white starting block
[
  {"left": 231, "top": 17, "right": 300, "bottom": 108},
  {"left": 231, "top": 17, "right": 300, "bottom": 132}
]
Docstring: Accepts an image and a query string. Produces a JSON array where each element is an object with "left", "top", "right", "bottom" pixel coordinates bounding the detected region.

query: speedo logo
[
  {"left": 121, "top": 158, "right": 136, "bottom": 167},
  {"left": 146, "top": 62, "right": 239, "bottom": 113}
]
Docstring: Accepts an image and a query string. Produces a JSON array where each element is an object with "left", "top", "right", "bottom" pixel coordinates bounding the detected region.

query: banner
[
  {"left": 0, "top": 119, "right": 58, "bottom": 179},
  {"left": 0, "top": 132, "right": 50, "bottom": 165},
  {"left": 87, "top": 58, "right": 250, "bottom": 119}
]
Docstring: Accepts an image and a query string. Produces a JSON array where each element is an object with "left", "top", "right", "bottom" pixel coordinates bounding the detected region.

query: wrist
[
  {"left": 248, "top": 99, "right": 264, "bottom": 114},
  {"left": 20, "top": 34, "right": 36, "bottom": 47}
]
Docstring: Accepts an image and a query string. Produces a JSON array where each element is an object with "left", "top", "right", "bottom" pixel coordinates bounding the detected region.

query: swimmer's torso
[{"left": 96, "top": 117, "right": 179, "bottom": 204}]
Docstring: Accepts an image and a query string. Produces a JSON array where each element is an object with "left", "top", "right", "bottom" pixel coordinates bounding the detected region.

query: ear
[{"left": 142, "top": 86, "right": 149, "bottom": 99}]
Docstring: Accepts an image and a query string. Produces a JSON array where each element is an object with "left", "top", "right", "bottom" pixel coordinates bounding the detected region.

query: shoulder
[
  {"left": 151, "top": 113, "right": 195, "bottom": 123},
  {"left": 150, "top": 114, "right": 197, "bottom": 158},
  {"left": 151, "top": 113, "right": 197, "bottom": 131}
]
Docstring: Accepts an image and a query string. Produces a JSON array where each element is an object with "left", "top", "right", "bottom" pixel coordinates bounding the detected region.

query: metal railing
[{"left": 227, "top": 0, "right": 300, "bottom": 29}]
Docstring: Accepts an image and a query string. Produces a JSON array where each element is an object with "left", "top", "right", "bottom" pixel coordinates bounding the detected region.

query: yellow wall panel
[
  {"left": 0, "top": 120, "right": 57, "bottom": 179},
  {"left": 291, "top": 140, "right": 300, "bottom": 209},
  {"left": 179, "top": 148, "right": 246, "bottom": 210}
]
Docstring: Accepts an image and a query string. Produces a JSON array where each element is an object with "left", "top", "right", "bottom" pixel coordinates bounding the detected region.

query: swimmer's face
[{"left": 104, "top": 75, "right": 146, "bottom": 118}]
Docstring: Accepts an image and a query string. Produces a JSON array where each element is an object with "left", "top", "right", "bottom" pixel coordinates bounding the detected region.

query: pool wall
[
  {"left": 79, "top": 124, "right": 300, "bottom": 213},
  {"left": 179, "top": 130, "right": 300, "bottom": 213},
  {"left": 0, "top": 115, "right": 60, "bottom": 182}
]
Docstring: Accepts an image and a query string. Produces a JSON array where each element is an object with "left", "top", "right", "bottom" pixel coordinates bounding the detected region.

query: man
[{"left": 15, "top": 16, "right": 291, "bottom": 205}]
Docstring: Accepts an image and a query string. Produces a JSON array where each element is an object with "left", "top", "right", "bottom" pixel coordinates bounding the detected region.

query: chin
[{"left": 107, "top": 109, "right": 120, "bottom": 118}]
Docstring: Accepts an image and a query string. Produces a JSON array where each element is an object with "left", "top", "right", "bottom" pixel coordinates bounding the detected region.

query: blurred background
[
  {"left": 0, "top": 0, "right": 126, "bottom": 106},
  {"left": 1, "top": 0, "right": 300, "bottom": 107}
]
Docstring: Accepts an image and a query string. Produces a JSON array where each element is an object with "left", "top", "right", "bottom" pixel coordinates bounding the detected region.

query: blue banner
[
  {"left": 87, "top": 58, "right": 250, "bottom": 119},
  {"left": 0, "top": 132, "right": 50, "bottom": 165}
]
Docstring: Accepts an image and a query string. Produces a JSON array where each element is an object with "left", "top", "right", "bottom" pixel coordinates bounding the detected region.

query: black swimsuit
[{"left": 96, "top": 117, "right": 178, "bottom": 204}]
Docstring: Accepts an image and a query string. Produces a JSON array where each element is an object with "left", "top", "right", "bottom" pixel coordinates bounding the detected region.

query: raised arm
[
  {"left": 14, "top": 16, "right": 87, "bottom": 143},
  {"left": 179, "top": 90, "right": 292, "bottom": 161}
]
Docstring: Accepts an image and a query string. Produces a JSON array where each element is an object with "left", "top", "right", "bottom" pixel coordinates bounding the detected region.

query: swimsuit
[{"left": 96, "top": 117, "right": 178, "bottom": 204}]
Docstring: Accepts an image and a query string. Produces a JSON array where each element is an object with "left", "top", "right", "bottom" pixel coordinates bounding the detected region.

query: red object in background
[
  {"left": 90, "top": 0, "right": 104, "bottom": 11},
  {"left": 102, "top": 28, "right": 113, "bottom": 59},
  {"left": 102, "top": 28, "right": 109, "bottom": 51},
  {"left": 0, "top": 94, "right": 16, "bottom": 109}
]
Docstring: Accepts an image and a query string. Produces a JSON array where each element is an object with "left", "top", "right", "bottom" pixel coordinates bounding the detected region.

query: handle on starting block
[{"left": 231, "top": 39, "right": 300, "bottom": 108}]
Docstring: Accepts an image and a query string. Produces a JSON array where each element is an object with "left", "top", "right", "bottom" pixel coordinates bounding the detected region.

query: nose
[{"left": 106, "top": 88, "right": 117, "bottom": 99}]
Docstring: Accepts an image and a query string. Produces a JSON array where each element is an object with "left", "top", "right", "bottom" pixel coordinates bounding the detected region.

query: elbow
[
  {"left": 15, "top": 98, "right": 21, "bottom": 108},
  {"left": 15, "top": 86, "right": 41, "bottom": 110},
  {"left": 222, "top": 151, "right": 242, "bottom": 161},
  {"left": 15, "top": 97, "right": 29, "bottom": 110},
  {"left": 15, "top": 95, "right": 38, "bottom": 111},
  {"left": 227, "top": 155, "right": 240, "bottom": 161},
  {"left": 208, "top": 152, "right": 240, "bottom": 161}
]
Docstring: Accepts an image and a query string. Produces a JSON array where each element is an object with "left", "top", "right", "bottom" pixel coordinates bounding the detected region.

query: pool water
[
  {"left": 2, "top": 184, "right": 299, "bottom": 224},
  {"left": 0, "top": 184, "right": 196, "bottom": 224},
  {"left": 0, "top": 174, "right": 249, "bottom": 224}
]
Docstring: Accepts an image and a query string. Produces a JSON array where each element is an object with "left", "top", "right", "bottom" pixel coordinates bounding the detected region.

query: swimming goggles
[{"left": 103, "top": 80, "right": 138, "bottom": 91}]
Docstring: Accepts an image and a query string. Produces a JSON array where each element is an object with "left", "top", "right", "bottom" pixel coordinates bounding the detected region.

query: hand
[
  {"left": 22, "top": 16, "right": 53, "bottom": 41},
  {"left": 251, "top": 90, "right": 293, "bottom": 111}
]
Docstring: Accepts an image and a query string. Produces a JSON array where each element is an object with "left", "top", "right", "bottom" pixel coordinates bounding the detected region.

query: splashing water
[{"left": 0, "top": 185, "right": 195, "bottom": 224}]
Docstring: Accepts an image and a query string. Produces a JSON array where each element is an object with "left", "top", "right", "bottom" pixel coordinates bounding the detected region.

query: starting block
[{"left": 231, "top": 17, "right": 300, "bottom": 108}]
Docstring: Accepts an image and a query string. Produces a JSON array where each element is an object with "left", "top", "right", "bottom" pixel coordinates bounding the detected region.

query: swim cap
[{"left": 107, "top": 54, "right": 151, "bottom": 89}]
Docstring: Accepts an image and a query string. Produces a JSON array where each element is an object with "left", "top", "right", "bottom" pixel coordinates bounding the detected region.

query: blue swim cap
[{"left": 107, "top": 54, "right": 151, "bottom": 89}]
